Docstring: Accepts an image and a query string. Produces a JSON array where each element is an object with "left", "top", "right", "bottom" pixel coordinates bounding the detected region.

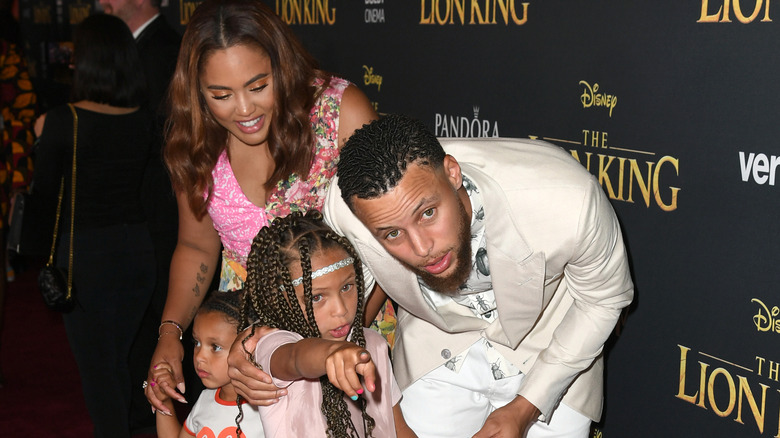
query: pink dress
[
  {"left": 208, "top": 77, "right": 347, "bottom": 291},
  {"left": 254, "top": 328, "right": 401, "bottom": 438}
]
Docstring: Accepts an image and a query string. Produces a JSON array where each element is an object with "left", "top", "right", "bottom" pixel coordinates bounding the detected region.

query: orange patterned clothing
[{"left": 0, "top": 40, "right": 36, "bottom": 227}]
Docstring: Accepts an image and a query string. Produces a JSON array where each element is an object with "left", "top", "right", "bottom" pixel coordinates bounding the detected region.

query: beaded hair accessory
[{"left": 291, "top": 257, "right": 354, "bottom": 286}]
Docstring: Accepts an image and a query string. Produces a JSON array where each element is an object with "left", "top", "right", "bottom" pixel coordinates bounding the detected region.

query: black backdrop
[{"left": 19, "top": 1, "right": 780, "bottom": 436}]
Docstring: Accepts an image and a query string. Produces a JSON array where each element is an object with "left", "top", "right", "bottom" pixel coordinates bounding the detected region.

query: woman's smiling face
[{"left": 200, "top": 44, "right": 275, "bottom": 148}]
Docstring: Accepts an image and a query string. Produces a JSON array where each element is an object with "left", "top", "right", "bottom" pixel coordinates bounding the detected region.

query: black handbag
[{"left": 38, "top": 104, "right": 78, "bottom": 313}]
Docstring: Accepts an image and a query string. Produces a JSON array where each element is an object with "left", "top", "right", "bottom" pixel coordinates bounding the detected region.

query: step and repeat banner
[{"left": 18, "top": 1, "right": 780, "bottom": 436}]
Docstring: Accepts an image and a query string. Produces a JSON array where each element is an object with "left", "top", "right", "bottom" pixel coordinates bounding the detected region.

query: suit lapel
[{"left": 463, "top": 163, "right": 546, "bottom": 348}]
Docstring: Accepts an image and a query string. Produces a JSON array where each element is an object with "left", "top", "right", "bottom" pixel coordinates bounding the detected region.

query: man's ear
[{"left": 442, "top": 155, "right": 462, "bottom": 189}]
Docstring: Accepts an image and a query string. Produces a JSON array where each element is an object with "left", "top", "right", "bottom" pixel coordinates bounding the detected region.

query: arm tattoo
[{"left": 192, "top": 263, "right": 209, "bottom": 297}]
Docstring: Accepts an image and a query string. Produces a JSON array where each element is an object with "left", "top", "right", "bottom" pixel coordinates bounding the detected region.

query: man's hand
[
  {"left": 227, "top": 326, "right": 288, "bottom": 406},
  {"left": 472, "top": 396, "right": 540, "bottom": 438}
]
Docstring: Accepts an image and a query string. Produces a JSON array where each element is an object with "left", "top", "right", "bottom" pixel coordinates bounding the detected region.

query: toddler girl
[
  {"left": 239, "top": 211, "right": 415, "bottom": 438},
  {"left": 153, "top": 290, "right": 263, "bottom": 437}
]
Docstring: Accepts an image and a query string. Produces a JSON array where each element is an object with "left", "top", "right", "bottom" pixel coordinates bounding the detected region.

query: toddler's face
[
  {"left": 192, "top": 312, "right": 237, "bottom": 389},
  {"left": 288, "top": 248, "right": 358, "bottom": 341}
]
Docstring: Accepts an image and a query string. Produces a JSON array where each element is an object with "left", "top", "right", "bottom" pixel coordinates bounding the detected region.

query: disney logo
[
  {"left": 579, "top": 81, "right": 617, "bottom": 118},
  {"left": 363, "top": 65, "right": 383, "bottom": 91},
  {"left": 751, "top": 298, "right": 780, "bottom": 333}
]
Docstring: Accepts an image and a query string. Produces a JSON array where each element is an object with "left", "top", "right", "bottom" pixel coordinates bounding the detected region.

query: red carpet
[{"left": 0, "top": 258, "right": 94, "bottom": 436}]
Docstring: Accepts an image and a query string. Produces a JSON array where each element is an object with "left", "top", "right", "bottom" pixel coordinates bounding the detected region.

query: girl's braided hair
[
  {"left": 238, "top": 210, "right": 375, "bottom": 437},
  {"left": 198, "top": 289, "right": 243, "bottom": 325}
]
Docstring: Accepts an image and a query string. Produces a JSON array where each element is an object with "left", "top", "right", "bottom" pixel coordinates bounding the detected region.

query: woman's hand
[
  {"left": 324, "top": 342, "right": 377, "bottom": 400},
  {"left": 228, "top": 326, "right": 288, "bottom": 406},
  {"left": 145, "top": 333, "right": 187, "bottom": 415}
]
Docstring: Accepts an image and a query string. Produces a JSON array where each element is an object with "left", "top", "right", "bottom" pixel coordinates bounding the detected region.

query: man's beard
[{"left": 405, "top": 197, "right": 472, "bottom": 295}]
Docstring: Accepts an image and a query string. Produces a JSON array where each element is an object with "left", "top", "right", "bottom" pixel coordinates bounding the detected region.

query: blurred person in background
[
  {"left": 97, "top": 0, "right": 182, "bottom": 431},
  {"left": 31, "top": 14, "right": 155, "bottom": 437},
  {"left": 0, "top": 0, "right": 37, "bottom": 388}
]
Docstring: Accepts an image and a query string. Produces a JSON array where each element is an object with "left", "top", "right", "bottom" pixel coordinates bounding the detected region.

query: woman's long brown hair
[{"left": 164, "top": 0, "right": 330, "bottom": 218}]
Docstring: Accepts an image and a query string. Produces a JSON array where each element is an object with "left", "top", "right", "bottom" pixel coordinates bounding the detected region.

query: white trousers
[{"left": 400, "top": 341, "right": 591, "bottom": 438}]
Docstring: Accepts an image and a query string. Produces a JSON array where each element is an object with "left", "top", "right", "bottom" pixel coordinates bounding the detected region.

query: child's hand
[
  {"left": 325, "top": 342, "right": 377, "bottom": 400},
  {"left": 150, "top": 363, "right": 178, "bottom": 404}
]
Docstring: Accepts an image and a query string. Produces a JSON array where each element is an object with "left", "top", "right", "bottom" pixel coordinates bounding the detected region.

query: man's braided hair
[{"left": 238, "top": 211, "right": 375, "bottom": 437}]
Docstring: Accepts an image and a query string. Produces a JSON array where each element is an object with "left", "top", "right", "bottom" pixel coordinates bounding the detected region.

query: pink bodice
[{"left": 207, "top": 77, "right": 348, "bottom": 269}]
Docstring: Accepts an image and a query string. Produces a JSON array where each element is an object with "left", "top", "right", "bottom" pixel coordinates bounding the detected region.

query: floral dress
[{"left": 206, "top": 77, "right": 396, "bottom": 345}]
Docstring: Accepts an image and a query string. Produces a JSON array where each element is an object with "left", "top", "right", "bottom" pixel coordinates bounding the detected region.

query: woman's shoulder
[{"left": 36, "top": 104, "right": 74, "bottom": 136}]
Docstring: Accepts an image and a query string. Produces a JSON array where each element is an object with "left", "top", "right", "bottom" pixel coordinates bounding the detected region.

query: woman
[
  {"left": 145, "top": 0, "right": 390, "bottom": 415},
  {"left": 32, "top": 14, "right": 155, "bottom": 438}
]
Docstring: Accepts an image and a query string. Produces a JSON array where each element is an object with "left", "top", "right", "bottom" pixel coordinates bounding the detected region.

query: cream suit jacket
[{"left": 323, "top": 137, "right": 634, "bottom": 422}]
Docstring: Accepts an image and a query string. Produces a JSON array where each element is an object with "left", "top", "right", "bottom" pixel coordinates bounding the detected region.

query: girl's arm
[
  {"left": 393, "top": 403, "right": 418, "bottom": 438},
  {"left": 154, "top": 398, "right": 184, "bottom": 438},
  {"left": 271, "top": 338, "right": 377, "bottom": 399},
  {"left": 146, "top": 190, "right": 222, "bottom": 412},
  {"left": 363, "top": 283, "right": 388, "bottom": 327}
]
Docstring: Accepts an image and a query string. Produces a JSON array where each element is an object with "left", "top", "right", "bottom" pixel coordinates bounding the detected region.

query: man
[
  {"left": 99, "top": 0, "right": 181, "bottom": 433},
  {"left": 99, "top": 0, "right": 180, "bottom": 113},
  {"left": 323, "top": 114, "right": 634, "bottom": 437}
]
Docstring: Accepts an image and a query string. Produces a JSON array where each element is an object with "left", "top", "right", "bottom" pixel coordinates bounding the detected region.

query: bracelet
[{"left": 158, "top": 320, "right": 183, "bottom": 340}]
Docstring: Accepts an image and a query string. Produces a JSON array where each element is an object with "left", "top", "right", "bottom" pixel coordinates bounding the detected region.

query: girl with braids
[
  {"left": 153, "top": 290, "right": 264, "bottom": 438},
  {"left": 145, "top": 0, "right": 396, "bottom": 415},
  {"left": 239, "top": 211, "right": 416, "bottom": 438}
]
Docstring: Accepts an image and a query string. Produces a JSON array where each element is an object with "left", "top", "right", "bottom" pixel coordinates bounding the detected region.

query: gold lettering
[
  {"left": 579, "top": 81, "right": 617, "bottom": 117},
  {"left": 276, "top": 0, "right": 335, "bottom": 25},
  {"left": 752, "top": 298, "right": 780, "bottom": 333},
  {"left": 598, "top": 154, "right": 617, "bottom": 199},
  {"left": 569, "top": 148, "right": 679, "bottom": 211},
  {"left": 723, "top": 0, "right": 733, "bottom": 21},
  {"left": 616, "top": 157, "right": 626, "bottom": 201},
  {"left": 420, "top": 0, "right": 526, "bottom": 25},
  {"left": 734, "top": 0, "right": 764, "bottom": 22},
  {"left": 434, "top": 0, "right": 449, "bottom": 24},
  {"left": 494, "top": 0, "right": 510, "bottom": 24},
  {"left": 653, "top": 155, "right": 680, "bottom": 211},
  {"left": 757, "top": 356, "right": 767, "bottom": 376},
  {"left": 676, "top": 345, "right": 701, "bottom": 404},
  {"left": 708, "top": 367, "right": 737, "bottom": 417},
  {"left": 698, "top": 0, "right": 772, "bottom": 23},
  {"left": 420, "top": 0, "right": 433, "bottom": 23},
  {"left": 470, "top": 0, "right": 486, "bottom": 24},
  {"left": 362, "top": 65, "right": 383, "bottom": 91},
  {"left": 511, "top": 1, "right": 529, "bottom": 24},
  {"left": 734, "top": 376, "right": 768, "bottom": 432},
  {"left": 699, "top": 0, "right": 724, "bottom": 22},
  {"left": 179, "top": 0, "right": 200, "bottom": 26},
  {"left": 453, "top": 0, "right": 467, "bottom": 23},
  {"left": 771, "top": 361, "right": 780, "bottom": 382},
  {"left": 627, "top": 160, "right": 652, "bottom": 207}
]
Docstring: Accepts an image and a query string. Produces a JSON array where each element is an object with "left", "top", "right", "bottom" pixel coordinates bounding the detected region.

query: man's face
[
  {"left": 99, "top": 0, "right": 139, "bottom": 26},
  {"left": 352, "top": 157, "right": 473, "bottom": 294}
]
